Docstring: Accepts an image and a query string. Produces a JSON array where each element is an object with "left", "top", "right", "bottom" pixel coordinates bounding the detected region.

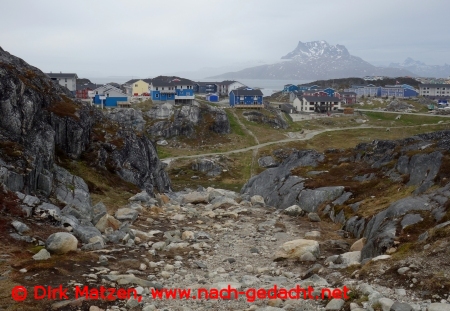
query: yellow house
[{"left": 125, "top": 79, "right": 150, "bottom": 96}]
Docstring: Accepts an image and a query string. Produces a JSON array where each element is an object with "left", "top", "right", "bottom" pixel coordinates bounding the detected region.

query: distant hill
[
  {"left": 297, "top": 77, "right": 421, "bottom": 91},
  {"left": 209, "top": 40, "right": 414, "bottom": 80},
  {"left": 389, "top": 57, "right": 450, "bottom": 78}
]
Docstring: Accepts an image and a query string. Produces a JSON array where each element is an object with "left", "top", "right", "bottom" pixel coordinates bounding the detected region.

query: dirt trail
[{"left": 162, "top": 122, "right": 450, "bottom": 165}]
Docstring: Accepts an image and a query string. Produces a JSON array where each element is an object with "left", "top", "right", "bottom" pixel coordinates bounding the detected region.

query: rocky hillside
[
  {"left": 145, "top": 102, "right": 230, "bottom": 141},
  {"left": 0, "top": 46, "right": 170, "bottom": 199},
  {"left": 242, "top": 131, "right": 450, "bottom": 260},
  {"left": 389, "top": 57, "right": 450, "bottom": 78},
  {"left": 210, "top": 41, "right": 414, "bottom": 80}
]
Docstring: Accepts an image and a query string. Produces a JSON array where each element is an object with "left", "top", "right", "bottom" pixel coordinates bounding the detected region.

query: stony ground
[{"left": 2, "top": 188, "right": 450, "bottom": 311}]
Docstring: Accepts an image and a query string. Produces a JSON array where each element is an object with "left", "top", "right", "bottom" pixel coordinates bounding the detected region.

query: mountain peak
[{"left": 281, "top": 40, "right": 350, "bottom": 60}]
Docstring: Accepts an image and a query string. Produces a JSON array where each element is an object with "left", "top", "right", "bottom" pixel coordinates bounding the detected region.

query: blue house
[
  {"left": 283, "top": 84, "right": 299, "bottom": 93},
  {"left": 229, "top": 88, "right": 264, "bottom": 107},
  {"left": 194, "top": 82, "right": 218, "bottom": 94},
  {"left": 150, "top": 76, "right": 195, "bottom": 104},
  {"left": 298, "top": 85, "right": 311, "bottom": 91},
  {"left": 206, "top": 93, "right": 219, "bottom": 102},
  {"left": 91, "top": 84, "right": 129, "bottom": 108},
  {"left": 323, "top": 88, "right": 335, "bottom": 97}
]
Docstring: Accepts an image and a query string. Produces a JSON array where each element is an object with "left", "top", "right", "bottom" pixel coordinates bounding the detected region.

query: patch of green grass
[
  {"left": 225, "top": 110, "right": 245, "bottom": 136},
  {"left": 364, "top": 111, "right": 449, "bottom": 126},
  {"left": 156, "top": 146, "right": 173, "bottom": 159}
]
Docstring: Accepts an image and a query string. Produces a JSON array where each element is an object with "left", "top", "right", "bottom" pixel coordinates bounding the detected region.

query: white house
[
  {"left": 419, "top": 84, "right": 450, "bottom": 97},
  {"left": 293, "top": 95, "right": 342, "bottom": 113},
  {"left": 46, "top": 72, "right": 78, "bottom": 93},
  {"left": 216, "top": 80, "right": 245, "bottom": 96}
]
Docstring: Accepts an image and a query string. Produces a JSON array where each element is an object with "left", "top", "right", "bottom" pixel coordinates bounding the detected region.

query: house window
[
  {"left": 65, "top": 78, "right": 67, "bottom": 82},
  {"left": 162, "top": 87, "right": 164, "bottom": 90},
  {"left": 155, "top": 94, "right": 159, "bottom": 98},
  {"left": 65, "top": 84, "right": 67, "bottom": 88},
  {"left": 135, "top": 84, "right": 138, "bottom": 87},
  {"left": 96, "top": 91, "right": 98, "bottom": 95},
  {"left": 156, "top": 87, "right": 158, "bottom": 90},
  {"left": 106, "top": 93, "right": 109, "bottom": 97}
]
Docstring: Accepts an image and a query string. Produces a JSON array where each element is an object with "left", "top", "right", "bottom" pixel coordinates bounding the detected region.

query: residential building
[
  {"left": 303, "top": 89, "right": 328, "bottom": 97},
  {"left": 46, "top": 72, "right": 78, "bottom": 93},
  {"left": 229, "top": 88, "right": 263, "bottom": 107},
  {"left": 194, "top": 82, "right": 218, "bottom": 94},
  {"left": 76, "top": 82, "right": 100, "bottom": 99},
  {"left": 344, "top": 85, "right": 380, "bottom": 97},
  {"left": 293, "top": 95, "right": 342, "bottom": 113},
  {"left": 323, "top": 88, "right": 335, "bottom": 97},
  {"left": 298, "top": 85, "right": 313, "bottom": 91},
  {"left": 380, "top": 84, "right": 418, "bottom": 98},
  {"left": 289, "top": 91, "right": 300, "bottom": 103},
  {"left": 280, "top": 103, "right": 296, "bottom": 114},
  {"left": 283, "top": 84, "right": 299, "bottom": 93},
  {"left": 150, "top": 76, "right": 195, "bottom": 104},
  {"left": 91, "top": 84, "right": 129, "bottom": 108},
  {"left": 339, "top": 92, "right": 357, "bottom": 104},
  {"left": 217, "top": 80, "right": 245, "bottom": 96},
  {"left": 419, "top": 84, "right": 450, "bottom": 97},
  {"left": 123, "top": 79, "right": 151, "bottom": 96}
]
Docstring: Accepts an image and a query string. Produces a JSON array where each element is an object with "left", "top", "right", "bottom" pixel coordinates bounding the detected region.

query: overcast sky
[{"left": 1, "top": 0, "right": 449, "bottom": 79}]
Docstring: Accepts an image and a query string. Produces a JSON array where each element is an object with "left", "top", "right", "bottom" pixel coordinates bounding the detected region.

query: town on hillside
[{"left": 47, "top": 72, "right": 450, "bottom": 115}]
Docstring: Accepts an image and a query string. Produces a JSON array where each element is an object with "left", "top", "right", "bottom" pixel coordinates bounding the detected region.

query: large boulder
[
  {"left": 274, "top": 239, "right": 320, "bottom": 261},
  {"left": 182, "top": 191, "right": 209, "bottom": 204},
  {"left": 45, "top": 232, "right": 78, "bottom": 254},
  {"left": 115, "top": 208, "right": 139, "bottom": 222},
  {"left": 95, "top": 214, "right": 121, "bottom": 233}
]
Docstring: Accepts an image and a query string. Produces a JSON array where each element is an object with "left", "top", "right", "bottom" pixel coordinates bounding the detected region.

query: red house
[
  {"left": 76, "top": 83, "right": 100, "bottom": 99},
  {"left": 339, "top": 92, "right": 357, "bottom": 104}
]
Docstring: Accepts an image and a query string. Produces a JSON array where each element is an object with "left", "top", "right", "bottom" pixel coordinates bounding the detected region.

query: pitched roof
[
  {"left": 46, "top": 73, "right": 78, "bottom": 79},
  {"left": 124, "top": 79, "right": 151, "bottom": 86},
  {"left": 92, "top": 84, "right": 126, "bottom": 96},
  {"left": 195, "top": 82, "right": 219, "bottom": 86},
  {"left": 303, "top": 96, "right": 341, "bottom": 102},
  {"left": 230, "top": 89, "right": 263, "bottom": 96},
  {"left": 220, "top": 80, "right": 238, "bottom": 86},
  {"left": 124, "top": 79, "right": 140, "bottom": 85},
  {"left": 76, "top": 82, "right": 100, "bottom": 91},
  {"left": 281, "top": 103, "right": 295, "bottom": 109},
  {"left": 151, "top": 76, "right": 193, "bottom": 87}
]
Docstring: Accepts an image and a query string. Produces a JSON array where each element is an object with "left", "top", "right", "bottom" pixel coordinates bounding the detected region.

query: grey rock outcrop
[
  {"left": 0, "top": 46, "right": 171, "bottom": 199},
  {"left": 105, "top": 108, "right": 145, "bottom": 131},
  {"left": 241, "top": 149, "right": 325, "bottom": 209},
  {"left": 258, "top": 156, "right": 279, "bottom": 168},
  {"left": 191, "top": 158, "right": 223, "bottom": 177},
  {"left": 242, "top": 111, "right": 288, "bottom": 129},
  {"left": 146, "top": 102, "right": 230, "bottom": 139}
]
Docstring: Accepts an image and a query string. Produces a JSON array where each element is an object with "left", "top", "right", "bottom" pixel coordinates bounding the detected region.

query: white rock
[
  {"left": 32, "top": 249, "right": 51, "bottom": 260},
  {"left": 45, "top": 232, "right": 78, "bottom": 254},
  {"left": 274, "top": 239, "right": 319, "bottom": 260}
]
